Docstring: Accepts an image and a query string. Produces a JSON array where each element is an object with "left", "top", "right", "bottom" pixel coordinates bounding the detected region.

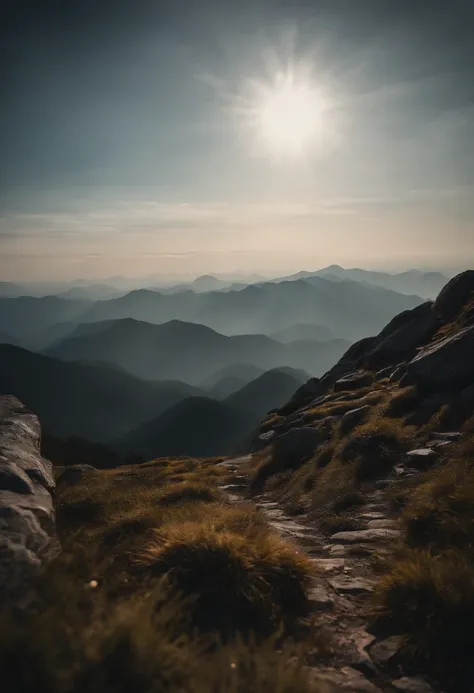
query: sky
[{"left": 1, "top": 0, "right": 473, "bottom": 281}]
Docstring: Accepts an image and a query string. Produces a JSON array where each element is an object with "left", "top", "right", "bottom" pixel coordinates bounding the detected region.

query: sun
[
  {"left": 235, "top": 66, "right": 335, "bottom": 160},
  {"left": 256, "top": 72, "right": 327, "bottom": 157}
]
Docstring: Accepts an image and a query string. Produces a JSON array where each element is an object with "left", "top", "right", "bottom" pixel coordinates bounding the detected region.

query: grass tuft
[{"left": 136, "top": 524, "right": 313, "bottom": 638}]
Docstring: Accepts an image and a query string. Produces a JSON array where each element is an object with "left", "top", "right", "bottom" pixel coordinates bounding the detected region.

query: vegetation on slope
[
  {"left": 374, "top": 433, "right": 474, "bottom": 691},
  {"left": 0, "top": 456, "right": 326, "bottom": 693}
]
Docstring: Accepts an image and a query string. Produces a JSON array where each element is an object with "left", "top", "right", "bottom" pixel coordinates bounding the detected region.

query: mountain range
[
  {"left": 44, "top": 318, "right": 350, "bottom": 383},
  {"left": 0, "top": 343, "right": 307, "bottom": 453}
]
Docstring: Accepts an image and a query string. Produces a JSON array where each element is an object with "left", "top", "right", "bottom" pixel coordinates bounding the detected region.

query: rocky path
[{"left": 219, "top": 456, "right": 440, "bottom": 693}]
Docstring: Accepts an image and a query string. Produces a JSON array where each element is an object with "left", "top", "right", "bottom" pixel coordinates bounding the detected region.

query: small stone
[
  {"left": 431, "top": 431, "right": 462, "bottom": 441},
  {"left": 88, "top": 580, "right": 98, "bottom": 589},
  {"left": 407, "top": 448, "right": 437, "bottom": 457},
  {"left": 369, "top": 635, "right": 404, "bottom": 666},
  {"left": 311, "top": 558, "right": 345, "bottom": 574},
  {"left": 330, "top": 529, "right": 400, "bottom": 544},
  {"left": 328, "top": 576, "right": 375, "bottom": 594},
  {"left": 375, "top": 479, "right": 391, "bottom": 489},
  {"left": 328, "top": 544, "right": 347, "bottom": 556},
  {"left": 391, "top": 677, "right": 435, "bottom": 693},
  {"left": 308, "top": 584, "right": 334, "bottom": 611},
  {"left": 366, "top": 519, "right": 397, "bottom": 529},
  {"left": 358, "top": 512, "right": 386, "bottom": 521},
  {"left": 307, "top": 666, "right": 381, "bottom": 692}
]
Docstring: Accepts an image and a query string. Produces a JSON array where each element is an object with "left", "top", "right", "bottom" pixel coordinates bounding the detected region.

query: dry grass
[
  {"left": 136, "top": 524, "right": 313, "bottom": 637},
  {"left": 374, "top": 438, "right": 474, "bottom": 691},
  {"left": 0, "top": 455, "right": 324, "bottom": 693}
]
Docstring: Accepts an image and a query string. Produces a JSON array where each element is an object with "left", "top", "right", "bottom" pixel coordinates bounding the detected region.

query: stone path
[{"left": 219, "top": 455, "right": 441, "bottom": 693}]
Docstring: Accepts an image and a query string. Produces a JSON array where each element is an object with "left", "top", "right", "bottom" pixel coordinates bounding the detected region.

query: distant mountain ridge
[
  {"left": 45, "top": 318, "right": 350, "bottom": 384},
  {"left": 0, "top": 344, "right": 203, "bottom": 442},
  {"left": 76, "top": 276, "right": 422, "bottom": 341},
  {"left": 280, "top": 265, "right": 449, "bottom": 299}
]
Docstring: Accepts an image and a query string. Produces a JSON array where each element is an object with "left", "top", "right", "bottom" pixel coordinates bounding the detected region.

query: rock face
[
  {"left": 272, "top": 426, "right": 322, "bottom": 466},
  {"left": 57, "top": 463, "right": 96, "bottom": 487},
  {"left": 405, "top": 324, "right": 474, "bottom": 390},
  {"left": 0, "top": 395, "right": 58, "bottom": 612},
  {"left": 432, "top": 269, "right": 474, "bottom": 321},
  {"left": 366, "top": 301, "right": 437, "bottom": 368}
]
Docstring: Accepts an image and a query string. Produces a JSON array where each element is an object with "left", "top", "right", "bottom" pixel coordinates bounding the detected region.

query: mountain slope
[
  {"left": 0, "top": 344, "right": 203, "bottom": 442},
  {"left": 0, "top": 295, "right": 90, "bottom": 348},
  {"left": 225, "top": 369, "right": 306, "bottom": 419},
  {"left": 46, "top": 318, "right": 350, "bottom": 383},
  {"left": 118, "top": 396, "right": 257, "bottom": 458}
]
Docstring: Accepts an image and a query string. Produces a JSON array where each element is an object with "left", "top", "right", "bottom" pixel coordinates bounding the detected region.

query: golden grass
[
  {"left": 1, "top": 455, "right": 323, "bottom": 692},
  {"left": 374, "top": 438, "right": 474, "bottom": 691}
]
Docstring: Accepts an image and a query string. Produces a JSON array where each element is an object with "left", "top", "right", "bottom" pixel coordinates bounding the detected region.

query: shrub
[
  {"left": 136, "top": 525, "right": 313, "bottom": 638},
  {"left": 156, "top": 482, "right": 222, "bottom": 506},
  {"left": 402, "top": 460, "right": 474, "bottom": 551},
  {"left": 374, "top": 550, "right": 474, "bottom": 688}
]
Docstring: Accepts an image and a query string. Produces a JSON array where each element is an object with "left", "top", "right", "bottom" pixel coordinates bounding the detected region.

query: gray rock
[
  {"left": 391, "top": 677, "right": 435, "bottom": 693},
  {"left": 368, "top": 635, "right": 404, "bottom": 666},
  {"left": 311, "top": 557, "right": 345, "bottom": 574},
  {"left": 56, "top": 463, "right": 97, "bottom": 487},
  {"left": 272, "top": 426, "right": 322, "bottom": 466},
  {"left": 406, "top": 448, "right": 438, "bottom": 470},
  {"left": 328, "top": 576, "right": 375, "bottom": 594},
  {"left": 389, "top": 364, "right": 408, "bottom": 382},
  {"left": 307, "top": 666, "right": 381, "bottom": 692},
  {"left": 340, "top": 405, "right": 371, "bottom": 434},
  {"left": 367, "top": 302, "right": 437, "bottom": 368},
  {"left": 432, "top": 269, "right": 474, "bottom": 321},
  {"left": 358, "top": 512, "right": 386, "bottom": 520},
  {"left": 308, "top": 584, "right": 335, "bottom": 611},
  {"left": 0, "top": 461, "right": 35, "bottom": 494},
  {"left": 431, "top": 431, "right": 462, "bottom": 441},
  {"left": 343, "top": 629, "right": 378, "bottom": 677},
  {"left": 0, "top": 396, "right": 58, "bottom": 613},
  {"left": 406, "top": 324, "right": 474, "bottom": 389},
  {"left": 335, "top": 371, "right": 374, "bottom": 392},
  {"left": 330, "top": 529, "right": 401, "bottom": 544},
  {"left": 366, "top": 518, "right": 397, "bottom": 529},
  {"left": 259, "top": 429, "right": 275, "bottom": 442}
]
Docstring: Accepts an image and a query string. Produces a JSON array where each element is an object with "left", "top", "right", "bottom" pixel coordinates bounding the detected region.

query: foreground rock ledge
[{"left": 0, "top": 395, "right": 59, "bottom": 612}]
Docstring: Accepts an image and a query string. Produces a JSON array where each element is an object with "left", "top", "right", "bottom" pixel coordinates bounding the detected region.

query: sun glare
[
  {"left": 256, "top": 73, "right": 326, "bottom": 157},
  {"left": 235, "top": 64, "right": 336, "bottom": 160}
]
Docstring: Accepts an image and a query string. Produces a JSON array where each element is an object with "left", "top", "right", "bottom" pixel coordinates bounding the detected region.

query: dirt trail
[{"left": 219, "top": 456, "right": 440, "bottom": 693}]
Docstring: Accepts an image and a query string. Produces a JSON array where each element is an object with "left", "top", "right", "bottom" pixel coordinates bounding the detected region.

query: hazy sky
[{"left": 1, "top": 0, "right": 473, "bottom": 281}]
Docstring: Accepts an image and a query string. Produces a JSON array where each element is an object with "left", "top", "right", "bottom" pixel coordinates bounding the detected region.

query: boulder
[
  {"left": 307, "top": 666, "right": 381, "bottom": 692},
  {"left": 391, "top": 677, "right": 435, "bottom": 693},
  {"left": 433, "top": 269, "right": 474, "bottom": 322},
  {"left": 367, "top": 302, "right": 437, "bottom": 368},
  {"left": 335, "top": 371, "right": 374, "bottom": 392},
  {"left": 368, "top": 635, "right": 404, "bottom": 666},
  {"left": 405, "top": 324, "right": 474, "bottom": 390},
  {"left": 277, "top": 377, "right": 321, "bottom": 416},
  {"left": 56, "top": 464, "right": 97, "bottom": 487},
  {"left": 340, "top": 405, "right": 371, "bottom": 434},
  {"left": 0, "top": 395, "right": 59, "bottom": 613},
  {"left": 272, "top": 426, "right": 322, "bottom": 466},
  {"left": 330, "top": 529, "right": 401, "bottom": 544},
  {"left": 328, "top": 576, "right": 375, "bottom": 594}
]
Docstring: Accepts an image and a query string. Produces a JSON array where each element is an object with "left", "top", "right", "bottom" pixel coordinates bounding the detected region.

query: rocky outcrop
[
  {"left": 0, "top": 395, "right": 58, "bottom": 612},
  {"left": 404, "top": 324, "right": 474, "bottom": 390},
  {"left": 365, "top": 301, "right": 437, "bottom": 368},
  {"left": 57, "top": 463, "right": 96, "bottom": 487},
  {"left": 432, "top": 269, "right": 474, "bottom": 321},
  {"left": 272, "top": 426, "right": 323, "bottom": 466}
]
